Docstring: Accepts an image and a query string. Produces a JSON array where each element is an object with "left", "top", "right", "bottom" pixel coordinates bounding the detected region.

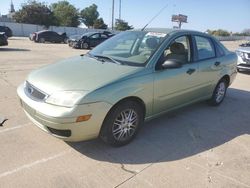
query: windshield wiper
[
  {"left": 86, "top": 53, "right": 125, "bottom": 65},
  {"left": 93, "top": 55, "right": 122, "bottom": 65},
  {"left": 86, "top": 53, "right": 105, "bottom": 63}
]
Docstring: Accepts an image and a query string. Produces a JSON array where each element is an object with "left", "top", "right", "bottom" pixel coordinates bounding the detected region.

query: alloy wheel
[
  {"left": 215, "top": 82, "right": 226, "bottom": 103},
  {"left": 112, "top": 109, "right": 138, "bottom": 141}
]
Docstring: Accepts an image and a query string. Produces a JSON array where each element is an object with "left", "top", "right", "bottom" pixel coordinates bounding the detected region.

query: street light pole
[
  {"left": 112, "top": 0, "right": 115, "bottom": 30},
  {"left": 119, "top": 0, "right": 121, "bottom": 20}
]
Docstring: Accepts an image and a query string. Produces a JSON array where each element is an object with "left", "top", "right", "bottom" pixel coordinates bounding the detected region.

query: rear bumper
[{"left": 17, "top": 83, "right": 112, "bottom": 142}]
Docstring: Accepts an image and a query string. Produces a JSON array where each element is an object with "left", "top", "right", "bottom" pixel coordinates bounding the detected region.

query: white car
[{"left": 236, "top": 47, "right": 250, "bottom": 71}]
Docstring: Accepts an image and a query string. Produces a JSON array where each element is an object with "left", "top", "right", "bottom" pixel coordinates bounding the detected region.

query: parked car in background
[
  {"left": 67, "top": 34, "right": 82, "bottom": 47},
  {"left": 70, "top": 31, "right": 114, "bottom": 49},
  {"left": 239, "top": 41, "right": 250, "bottom": 47},
  {"left": 236, "top": 47, "right": 250, "bottom": 71},
  {"left": 32, "top": 30, "right": 68, "bottom": 43},
  {"left": 17, "top": 29, "right": 237, "bottom": 146},
  {"left": 0, "top": 26, "right": 13, "bottom": 37},
  {"left": 29, "top": 32, "right": 36, "bottom": 41},
  {"left": 0, "top": 32, "right": 8, "bottom": 46}
]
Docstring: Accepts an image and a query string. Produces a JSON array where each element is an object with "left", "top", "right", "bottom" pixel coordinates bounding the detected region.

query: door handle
[
  {"left": 214, "top": 61, "right": 221, "bottom": 66},
  {"left": 186, "top": 68, "right": 196, "bottom": 75}
]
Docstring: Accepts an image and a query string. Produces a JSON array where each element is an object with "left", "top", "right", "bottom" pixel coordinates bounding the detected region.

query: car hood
[
  {"left": 237, "top": 47, "right": 250, "bottom": 53},
  {"left": 27, "top": 56, "right": 142, "bottom": 95}
]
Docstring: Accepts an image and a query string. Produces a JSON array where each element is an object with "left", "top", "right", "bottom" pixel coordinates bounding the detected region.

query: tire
[
  {"left": 39, "top": 38, "right": 45, "bottom": 43},
  {"left": 100, "top": 101, "right": 144, "bottom": 147},
  {"left": 209, "top": 79, "right": 228, "bottom": 106},
  {"left": 82, "top": 42, "right": 89, "bottom": 49}
]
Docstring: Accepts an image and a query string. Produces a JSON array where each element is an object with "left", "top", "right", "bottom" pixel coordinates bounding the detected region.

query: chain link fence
[{"left": 0, "top": 22, "right": 114, "bottom": 37}]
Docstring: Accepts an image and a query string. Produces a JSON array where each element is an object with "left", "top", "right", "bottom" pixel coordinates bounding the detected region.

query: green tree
[
  {"left": 80, "top": 4, "right": 99, "bottom": 28},
  {"left": 51, "top": 1, "right": 79, "bottom": 27},
  {"left": 93, "top": 18, "right": 107, "bottom": 29},
  {"left": 13, "top": 1, "right": 56, "bottom": 27},
  {"left": 115, "top": 19, "right": 133, "bottom": 31},
  {"left": 206, "top": 29, "right": 230, "bottom": 36},
  {"left": 242, "top": 29, "right": 250, "bottom": 36}
]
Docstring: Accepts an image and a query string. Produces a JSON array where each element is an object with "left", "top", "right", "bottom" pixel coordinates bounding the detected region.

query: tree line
[
  {"left": 13, "top": 0, "right": 133, "bottom": 31},
  {"left": 206, "top": 29, "right": 250, "bottom": 37}
]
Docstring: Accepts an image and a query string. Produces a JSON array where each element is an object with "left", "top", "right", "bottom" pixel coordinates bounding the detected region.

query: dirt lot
[{"left": 0, "top": 38, "right": 249, "bottom": 188}]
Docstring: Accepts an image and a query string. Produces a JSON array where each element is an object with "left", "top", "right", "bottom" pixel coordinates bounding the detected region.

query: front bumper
[
  {"left": 72, "top": 42, "right": 81, "bottom": 49},
  {"left": 237, "top": 55, "right": 250, "bottom": 71},
  {"left": 17, "top": 84, "right": 112, "bottom": 142}
]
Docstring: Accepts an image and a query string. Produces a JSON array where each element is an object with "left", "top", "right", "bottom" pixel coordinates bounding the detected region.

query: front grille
[
  {"left": 47, "top": 127, "right": 71, "bottom": 137},
  {"left": 24, "top": 81, "right": 48, "bottom": 101}
]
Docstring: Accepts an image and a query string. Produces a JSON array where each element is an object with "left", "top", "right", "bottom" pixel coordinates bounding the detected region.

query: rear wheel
[
  {"left": 209, "top": 79, "right": 228, "bottom": 106},
  {"left": 100, "top": 101, "right": 144, "bottom": 147}
]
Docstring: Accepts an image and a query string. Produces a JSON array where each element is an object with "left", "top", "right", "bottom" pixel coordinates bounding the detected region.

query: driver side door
[{"left": 153, "top": 35, "right": 200, "bottom": 115}]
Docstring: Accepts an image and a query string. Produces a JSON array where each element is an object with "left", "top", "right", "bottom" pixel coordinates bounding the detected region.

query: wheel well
[
  {"left": 113, "top": 97, "right": 146, "bottom": 118},
  {"left": 99, "top": 96, "right": 146, "bottom": 137},
  {"left": 221, "top": 75, "right": 230, "bottom": 87}
]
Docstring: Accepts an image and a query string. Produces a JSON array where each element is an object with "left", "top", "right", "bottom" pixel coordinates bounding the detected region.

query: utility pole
[
  {"left": 111, "top": 0, "right": 115, "bottom": 30},
  {"left": 119, "top": 0, "right": 121, "bottom": 20}
]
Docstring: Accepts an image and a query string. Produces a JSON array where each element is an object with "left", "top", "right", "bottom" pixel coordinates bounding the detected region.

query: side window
[
  {"left": 195, "top": 36, "right": 215, "bottom": 60},
  {"left": 163, "top": 36, "right": 191, "bottom": 64},
  {"left": 101, "top": 34, "right": 108, "bottom": 39},
  {"left": 90, "top": 34, "right": 100, "bottom": 39},
  {"left": 214, "top": 41, "right": 225, "bottom": 57}
]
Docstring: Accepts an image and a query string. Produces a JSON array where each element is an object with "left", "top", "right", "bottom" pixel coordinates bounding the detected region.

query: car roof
[
  {"left": 133, "top": 28, "right": 209, "bottom": 37},
  {"left": 82, "top": 32, "right": 99, "bottom": 36},
  {"left": 37, "top": 30, "right": 55, "bottom": 34}
]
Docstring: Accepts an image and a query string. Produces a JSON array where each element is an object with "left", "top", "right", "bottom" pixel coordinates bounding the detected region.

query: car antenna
[{"left": 141, "top": 4, "right": 168, "bottom": 31}]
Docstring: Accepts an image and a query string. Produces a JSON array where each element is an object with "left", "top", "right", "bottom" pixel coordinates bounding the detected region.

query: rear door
[{"left": 193, "top": 35, "right": 221, "bottom": 96}]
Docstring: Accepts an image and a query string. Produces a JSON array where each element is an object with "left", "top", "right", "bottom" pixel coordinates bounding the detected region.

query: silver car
[{"left": 236, "top": 47, "right": 250, "bottom": 71}]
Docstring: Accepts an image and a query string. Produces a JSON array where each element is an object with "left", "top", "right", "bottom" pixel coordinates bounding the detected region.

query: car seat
[{"left": 166, "top": 42, "right": 188, "bottom": 63}]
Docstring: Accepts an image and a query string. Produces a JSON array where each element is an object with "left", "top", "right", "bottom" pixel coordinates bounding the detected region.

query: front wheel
[
  {"left": 209, "top": 79, "right": 228, "bottom": 106},
  {"left": 39, "top": 38, "right": 45, "bottom": 43},
  {"left": 100, "top": 101, "right": 144, "bottom": 147},
  {"left": 82, "top": 42, "right": 89, "bottom": 49}
]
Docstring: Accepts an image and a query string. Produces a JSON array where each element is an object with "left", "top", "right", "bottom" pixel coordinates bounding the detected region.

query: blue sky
[{"left": 0, "top": 0, "right": 249, "bottom": 32}]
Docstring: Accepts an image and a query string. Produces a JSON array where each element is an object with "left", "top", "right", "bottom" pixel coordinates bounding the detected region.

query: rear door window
[{"left": 194, "top": 36, "right": 215, "bottom": 60}]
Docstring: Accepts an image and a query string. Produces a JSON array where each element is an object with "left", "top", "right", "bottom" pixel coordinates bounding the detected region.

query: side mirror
[{"left": 162, "top": 59, "right": 182, "bottom": 69}]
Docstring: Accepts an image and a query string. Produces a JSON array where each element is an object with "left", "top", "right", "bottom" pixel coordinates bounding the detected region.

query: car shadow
[
  {"left": 0, "top": 48, "right": 30, "bottom": 52},
  {"left": 68, "top": 88, "right": 250, "bottom": 164},
  {"left": 238, "top": 71, "right": 250, "bottom": 75}
]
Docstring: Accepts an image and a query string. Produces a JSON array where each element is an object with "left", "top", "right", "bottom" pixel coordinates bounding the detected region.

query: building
[{"left": 0, "top": 0, "right": 16, "bottom": 22}]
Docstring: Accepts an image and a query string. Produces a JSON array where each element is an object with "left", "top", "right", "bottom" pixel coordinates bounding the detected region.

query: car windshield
[{"left": 88, "top": 31, "right": 167, "bottom": 66}]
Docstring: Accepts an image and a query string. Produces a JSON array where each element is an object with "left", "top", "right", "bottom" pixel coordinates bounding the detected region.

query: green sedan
[{"left": 17, "top": 29, "right": 237, "bottom": 146}]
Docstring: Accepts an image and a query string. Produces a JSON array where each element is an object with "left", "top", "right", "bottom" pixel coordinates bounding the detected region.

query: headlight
[
  {"left": 45, "top": 91, "right": 87, "bottom": 107},
  {"left": 236, "top": 51, "right": 246, "bottom": 59}
]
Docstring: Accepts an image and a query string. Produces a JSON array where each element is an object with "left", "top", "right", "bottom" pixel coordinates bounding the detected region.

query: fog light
[{"left": 76, "top": 115, "right": 92, "bottom": 122}]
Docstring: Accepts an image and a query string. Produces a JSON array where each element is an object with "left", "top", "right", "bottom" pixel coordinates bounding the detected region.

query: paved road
[{"left": 0, "top": 38, "right": 249, "bottom": 188}]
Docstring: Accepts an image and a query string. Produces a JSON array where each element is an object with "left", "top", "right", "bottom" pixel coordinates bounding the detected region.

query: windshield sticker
[{"left": 146, "top": 32, "right": 167, "bottom": 38}]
